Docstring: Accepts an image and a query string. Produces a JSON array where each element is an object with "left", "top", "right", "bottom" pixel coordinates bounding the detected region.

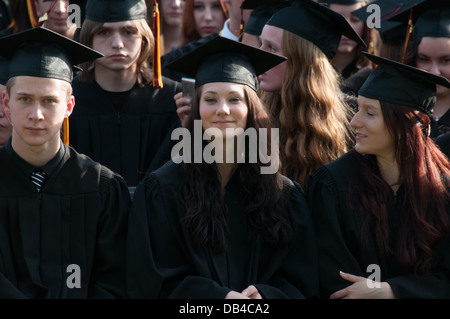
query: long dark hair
[
  {"left": 181, "top": 0, "right": 228, "bottom": 46},
  {"left": 180, "top": 84, "right": 292, "bottom": 252},
  {"left": 349, "top": 101, "right": 450, "bottom": 274},
  {"left": 403, "top": 30, "right": 421, "bottom": 67},
  {"left": 8, "top": 0, "right": 34, "bottom": 33}
]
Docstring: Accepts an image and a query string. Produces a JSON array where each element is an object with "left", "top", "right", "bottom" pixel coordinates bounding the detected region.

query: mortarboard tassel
[
  {"left": 63, "top": 118, "right": 70, "bottom": 146},
  {"left": 152, "top": 0, "right": 163, "bottom": 88},
  {"left": 367, "top": 30, "right": 376, "bottom": 70},
  {"left": 401, "top": 7, "right": 414, "bottom": 64},
  {"left": 239, "top": 7, "right": 244, "bottom": 37},
  {"left": 26, "top": 0, "right": 40, "bottom": 27}
]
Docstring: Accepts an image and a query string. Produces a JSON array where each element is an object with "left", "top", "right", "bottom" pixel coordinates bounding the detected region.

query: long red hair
[
  {"left": 181, "top": 0, "right": 228, "bottom": 46},
  {"left": 349, "top": 101, "right": 450, "bottom": 274}
]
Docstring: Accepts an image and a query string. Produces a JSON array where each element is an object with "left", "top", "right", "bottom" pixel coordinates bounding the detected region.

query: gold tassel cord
[
  {"left": 239, "top": 7, "right": 244, "bottom": 37},
  {"left": 401, "top": 7, "right": 414, "bottom": 64},
  {"left": 366, "top": 27, "right": 376, "bottom": 70},
  {"left": 63, "top": 118, "right": 70, "bottom": 146},
  {"left": 152, "top": 0, "right": 163, "bottom": 88},
  {"left": 8, "top": 0, "right": 39, "bottom": 30},
  {"left": 26, "top": 0, "right": 40, "bottom": 27}
]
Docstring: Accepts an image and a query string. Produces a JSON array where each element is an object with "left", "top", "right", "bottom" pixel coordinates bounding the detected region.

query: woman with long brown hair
[
  {"left": 258, "top": 0, "right": 364, "bottom": 189},
  {"left": 127, "top": 35, "right": 319, "bottom": 299},
  {"left": 307, "top": 52, "right": 450, "bottom": 299}
]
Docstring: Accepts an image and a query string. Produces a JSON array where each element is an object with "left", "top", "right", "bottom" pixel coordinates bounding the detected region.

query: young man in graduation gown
[
  {"left": 69, "top": 0, "right": 182, "bottom": 188},
  {"left": 0, "top": 27, "right": 131, "bottom": 299},
  {"left": 127, "top": 35, "right": 319, "bottom": 299}
]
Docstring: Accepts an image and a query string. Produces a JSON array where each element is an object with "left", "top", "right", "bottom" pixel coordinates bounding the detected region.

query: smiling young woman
[
  {"left": 307, "top": 53, "right": 450, "bottom": 299},
  {"left": 403, "top": 3, "right": 450, "bottom": 138},
  {"left": 127, "top": 35, "right": 319, "bottom": 299}
]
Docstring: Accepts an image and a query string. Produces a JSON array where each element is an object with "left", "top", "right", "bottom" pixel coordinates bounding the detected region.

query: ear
[
  {"left": 2, "top": 91, "right": 13, "bottom": 127},
  {"left": 2, "top": 91, "right": 10, "bottom": 114},
  {"left": 64, "top": 95, "right": 75, "bottom": 118}
]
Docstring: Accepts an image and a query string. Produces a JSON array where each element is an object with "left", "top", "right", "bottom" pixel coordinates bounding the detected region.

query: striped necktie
[{"left": 30, "top": 168, "right": 47, "bottom": 192}]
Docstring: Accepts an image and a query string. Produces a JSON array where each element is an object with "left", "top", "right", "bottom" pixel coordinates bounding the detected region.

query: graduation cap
[
  {"left": 85, "top": 0, "right": 147, "bottom": 23},
  {"left": 165, "top": 35, "right": 287, "bottom": 92},
  {"left": 0, "top": 58, "right": 7, "bottom": 86},
  {"left": 266, "top": 0, "right": 366, "bottom": 59},
  {"left": 413, "top": 7, "right": 450, "bottom": 38},
  {"left": 387, "top": 0, "right": 449, "bottom": 23},
  {"left": 382, "top": 0, "right": 450, "bottom": 40},
  {"left": 391, "top": 1, "right": 450, "bottom": 39},
  {"left": 351, "top": 0, "right": 409, "bottom": 45},
  {"left": 377, "top": 0, "right": 448, "bottom": 61},
  {"left": 358, "top": 52, "right": 450, "bottom": 116},
  {"left": 0, "top": 27, "right": 103, "bottom": 83},
  {"left": 241, "top": 0, "right": 292, "bottom": 36}
]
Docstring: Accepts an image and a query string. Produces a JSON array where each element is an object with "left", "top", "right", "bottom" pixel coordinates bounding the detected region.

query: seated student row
[{"left": 1, "top": 0, "right": 450, "bottom": 299}]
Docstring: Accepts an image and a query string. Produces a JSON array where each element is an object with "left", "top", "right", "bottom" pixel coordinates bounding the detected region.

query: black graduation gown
[
  {"left": 340, "top": 58, "right": 360, "bottom": 81},
  {"left": 69, "top": 76, "right": 182, "bottom": 187},
  {"left": 127, "top": 161, "right": 319, "bottom": 299},
  {"left": 341, "top": 66, "right": 372, "bottom": 98},
  {"left": 436, "top": 131, "right": 450, "bottom": 158},
  {"left": 0, "top": 145, "right": 130, "bottom": 298},
  {"left": 306, "top": 150, "right": 450, "bottom": 299},
  {"left": 430, "top": 110, "right": 450, "bottom": 139}
]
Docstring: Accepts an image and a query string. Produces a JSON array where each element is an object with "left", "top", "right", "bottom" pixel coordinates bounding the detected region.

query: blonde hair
[
  {"left": 273, "top": 30, "right": 354, "bottom": 189},
  {"left": 78, "top": 18, "right": 154, "bottom": 87}
]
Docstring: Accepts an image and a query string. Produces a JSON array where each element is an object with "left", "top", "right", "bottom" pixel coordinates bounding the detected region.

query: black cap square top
[
  {"left": 241, "top": 0, "right": 293, "bottom": 36},
  {"left": 358, "top": 52, "right": 450, "bottom": 116},
  {"left": 165, "top": 35, "right": 287, "bottom": 92},
  {"left": 351, "top": 0, "right": 415, "bottom": 45},
  {"left": 266, "top": 0, "right": 366, "bottom": 59},
  {"left": 0, "top": 27, "right": 103, "bottom": 83},
  {"left": 85, "top": 0, "right": 147, "bottom": 23},
  {"left": 386, "top": 0, "right": 450, "bottom": 38}
]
